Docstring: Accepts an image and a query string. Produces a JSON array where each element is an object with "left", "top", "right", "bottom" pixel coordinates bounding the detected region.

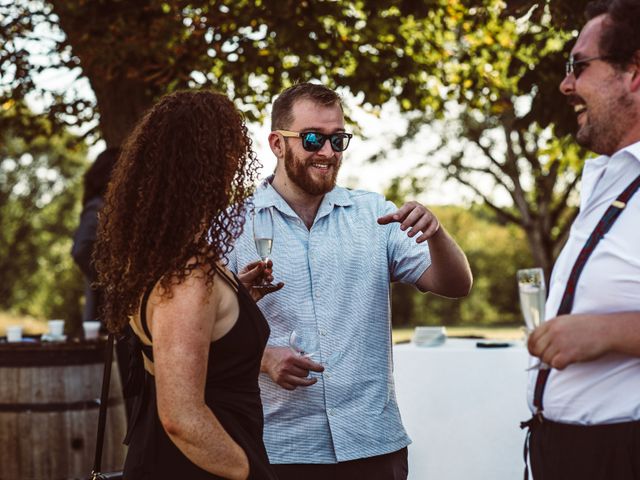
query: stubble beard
[
  {"left": 576, "top": 83, "right": 636, "bottom": 156},
  {"left": 283, "top": 147, "right": 340, "bottom": 196}
]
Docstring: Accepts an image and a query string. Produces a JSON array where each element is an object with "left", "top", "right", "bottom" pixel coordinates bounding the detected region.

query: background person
[
  {"left": 71, "top": 146, "right": 136, "bottom": 415},
  {"left": 525, "top": 1, "right": 640, "bottom": 478},
  {"left": 94, "top": 90, "right": 278, "bottom": 480},
  {"left": 72, "top": 147, "right": 120, "bottom": 328},
  {"left": 228, "top": 82, "right": 473, "bottom": 480}
]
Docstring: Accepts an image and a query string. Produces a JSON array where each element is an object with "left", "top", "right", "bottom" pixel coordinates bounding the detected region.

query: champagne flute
[
  {"left": 253, "top": 207, "right": 276, "bottom": 290},
  {"left": 517, "top": 268, "right": 549, "bottom": 370}
]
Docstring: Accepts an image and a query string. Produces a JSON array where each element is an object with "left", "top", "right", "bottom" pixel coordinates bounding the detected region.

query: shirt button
[
  {"left": 319, "top": 328, "right": 327, "bottom": 336},
  {"left": 325, "top": 372, "right": 332, "bottom": 379},
  {"left": 315, "top": 291, "right": 321, "bottom": 299},
  {"left": 328, "top": 408, "right": 335, "bottom": 416}
]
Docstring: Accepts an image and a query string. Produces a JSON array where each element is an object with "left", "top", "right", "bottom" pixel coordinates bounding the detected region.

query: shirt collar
[
  {"left": 252, "top": 175, "right": 354, "bottom": 218},
  {"left": 581, "top": 139, "right": 640, "bottom": 205},
  {"left": 252, "top": 176, "right": 283, "bottom": 210},
  {"left": 613, "top": 139, "right": 640, "bottom": 163},
  {"left": 586, "top": 139, "right": 640, "bottom": 171}
]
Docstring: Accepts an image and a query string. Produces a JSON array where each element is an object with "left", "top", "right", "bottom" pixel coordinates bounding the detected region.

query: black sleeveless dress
[{"left": 122, "top": 270, "right": 278, "bottom": 479}]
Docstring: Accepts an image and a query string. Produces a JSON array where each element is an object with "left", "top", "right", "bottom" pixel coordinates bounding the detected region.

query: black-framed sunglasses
[
  {"left": 277, "top": 130, "right": 353, "bottom": 152},
  {"left": 565, "top": 54, "right": 610, "bottom": 79}
]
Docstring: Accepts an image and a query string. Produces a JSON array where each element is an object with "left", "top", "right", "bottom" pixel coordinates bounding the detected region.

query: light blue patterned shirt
[{"left": 227, "top": 179, "right": 431, "bottom": 464}]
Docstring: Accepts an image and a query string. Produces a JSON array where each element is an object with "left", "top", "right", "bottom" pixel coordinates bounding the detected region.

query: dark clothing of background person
[
  {"left": 71, "top": 146, "right": 119, "bottom": 327},
  {"left": 72, "top": 195, "right": 104, "bottom": 324},
  {"left": 71, "top": 147, "right": 133, "bottom": 416}
]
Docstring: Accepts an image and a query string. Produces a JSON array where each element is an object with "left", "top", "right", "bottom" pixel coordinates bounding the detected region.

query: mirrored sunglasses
[{"left": 277, "top": 130, "right": 353, "bottom": 152}]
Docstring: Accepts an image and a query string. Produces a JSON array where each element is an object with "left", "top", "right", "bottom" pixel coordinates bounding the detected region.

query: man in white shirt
[{"left": 525, "top": 0, "right": 640, "bottom": 478}]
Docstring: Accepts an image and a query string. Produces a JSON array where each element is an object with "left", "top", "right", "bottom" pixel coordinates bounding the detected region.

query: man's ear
[
  {"left": 268, "top": 131, "right": 284, "bottom": 158},
  {"left": 629, "top": 51, "right": 640, "bottom": 92}
]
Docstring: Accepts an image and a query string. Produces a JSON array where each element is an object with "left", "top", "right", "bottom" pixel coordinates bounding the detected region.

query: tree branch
[
  {"left": 452, "top": 160, "right": 513, "bottom": 193},
  {"left": 447, "top": 173, "right": 522, "bottom": 225},
  {"left": 553, "top": 206, "right": 579, "bottom": 256},
  {"left": 550, "top": 171, "right": 581, "bottom": 225}
]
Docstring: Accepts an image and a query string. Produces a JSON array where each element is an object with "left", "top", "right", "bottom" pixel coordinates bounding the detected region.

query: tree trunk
[
  {"left": 90, "top": 76, "right": 154, "bottom": 147},
  {"left": 525, "top": 225, "right": 555, "bottom": 287},
  {"left": 50, "top": 0, "right": 159, "bottom": 148}
]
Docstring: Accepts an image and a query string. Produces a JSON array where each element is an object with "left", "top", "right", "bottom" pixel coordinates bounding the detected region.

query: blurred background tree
[
  {"left": 386, "top": 177, "right": 532, "bottom": 328},
  {"left": 0, "top": 100, "right": 87, "bottom": 325},
  {"left": 0, "top": 0, "right": 590, "bottom": 330},
  {"left": 368, "top": 0, "right": 587, "bottom": 279},
  {"left": 1, "top": 0, "right": 445, "bottom": 147}
]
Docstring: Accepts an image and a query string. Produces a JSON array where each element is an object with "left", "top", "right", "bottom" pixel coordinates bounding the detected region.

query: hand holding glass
[
  {"left": 517, "top": 268, "right": 549, "bottom": 370},
  {"left": 288, "top": 329, "right": 342, "bottom": 371},
  {"left": 289, "top": 329, "right": 319, "bottom": 359},
  {"left": 253, "top": 208, "right": 276, "bottom": 290}
]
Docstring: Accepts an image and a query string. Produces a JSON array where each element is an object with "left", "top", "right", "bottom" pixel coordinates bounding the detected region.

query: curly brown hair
[{"left": 94, "top": 90, "right": 260, "bottom": 332}]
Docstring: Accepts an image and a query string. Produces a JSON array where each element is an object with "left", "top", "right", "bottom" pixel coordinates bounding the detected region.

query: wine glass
[
  {"left": 289, "top": 329, "right": 319, "bottom": 359},
  {"left": 289, "top": 329, "right": 343, "bottom": 375},
  {"left": 517, "top": 268, "right": 549, "bottom": 370},
  {"left": 252, "top": 207, "right": 276, "bottom": 290}
]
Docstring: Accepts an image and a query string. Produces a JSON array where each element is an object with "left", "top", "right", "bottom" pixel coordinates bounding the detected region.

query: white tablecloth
[{"left": 393, "top": 338, "right": 531, "bottom": 480}]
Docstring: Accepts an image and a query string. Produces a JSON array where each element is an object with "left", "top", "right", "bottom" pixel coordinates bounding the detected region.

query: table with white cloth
[{"left": 393, "top": 337, "right": 531, "bottom": 480}]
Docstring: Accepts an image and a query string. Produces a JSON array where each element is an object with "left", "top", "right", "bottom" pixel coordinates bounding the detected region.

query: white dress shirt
[{"left": 527, "top": 140, "right": 640, "bottom": 424}]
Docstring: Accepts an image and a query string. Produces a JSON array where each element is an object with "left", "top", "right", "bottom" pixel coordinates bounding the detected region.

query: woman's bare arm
[{"left": 150, "top": 271, "right": 249, "bottom": 479}]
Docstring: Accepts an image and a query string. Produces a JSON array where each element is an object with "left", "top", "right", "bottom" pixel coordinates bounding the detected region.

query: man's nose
[
  {"left": 559, "top": 72, "right": 575, "bottom": 95},
  {"left": 317, "top": 138, "right": 334, "bottom": 157}
]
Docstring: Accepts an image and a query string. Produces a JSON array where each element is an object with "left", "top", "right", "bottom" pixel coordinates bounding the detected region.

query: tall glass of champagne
[
  {"left": 517, "top": 267, "right": 548, "bottom": 369},
  {"left": 253, "top": 207, "right": 276, "bottom": 289}
]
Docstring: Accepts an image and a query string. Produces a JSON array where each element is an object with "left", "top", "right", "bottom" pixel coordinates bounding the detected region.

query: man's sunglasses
[
  {"left": 565, "top": 55, "right": 610, "bottom": 79},
  {"left": 277, "top": 130, "right": 353, "bottom": 152}
]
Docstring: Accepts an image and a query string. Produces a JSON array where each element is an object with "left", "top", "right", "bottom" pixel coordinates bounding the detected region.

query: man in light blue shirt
[{"left": 229, "top": 82, "right": 472, "bottom": 479}]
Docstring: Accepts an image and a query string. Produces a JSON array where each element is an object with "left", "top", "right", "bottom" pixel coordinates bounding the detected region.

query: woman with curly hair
[{"left": 94, "top": 90, "right": 279, "bottom": 480}]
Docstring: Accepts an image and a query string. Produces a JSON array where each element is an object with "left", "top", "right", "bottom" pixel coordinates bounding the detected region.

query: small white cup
[
  {"left": 413, "top": 326, "right": 447, "bottom": 347},
  {"left": 83, "top": 321, "right": 101, "bottom": 341},
  {"left": 47, "top": 319, "right": 65, "bottom": 337},
  {"left": 6, "top": 325, "right": 23, "bottom": 342}
]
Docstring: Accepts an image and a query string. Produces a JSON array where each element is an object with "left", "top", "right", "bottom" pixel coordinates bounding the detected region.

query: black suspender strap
[{"left": 532, "top": 173, "right": 640, "bottom": 412}]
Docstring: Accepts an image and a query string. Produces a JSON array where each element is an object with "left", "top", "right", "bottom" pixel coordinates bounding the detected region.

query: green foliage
[
  {"left": 391, "top": 204, "right": 532, "bottom": 327},
  {"left": 0, "top": 101, "right": 87, "bottom": 328},
  {"left": 1, "top": 0, "right": 446, "bottom": 145},
  {"left": 0, "top": 0, "right": 591, "bottom": 329},
  {"left": 6, "top": 1, "right": 583, "bottom": 144},
  {"left": 386, "top": 177, "right": 532, "bottom": 327},
  {"left": 369, "top": 0, "right": 586, "bottom": 278},
  {"left": 503, "top": 0, "right": 591, "bottom": 136}
]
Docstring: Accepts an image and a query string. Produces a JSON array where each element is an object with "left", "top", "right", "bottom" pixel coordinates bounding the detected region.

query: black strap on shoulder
[
  {"left": 137, "top": 269, "right": 234, "bottom": 357},
  {"left": 139, "top": 284, "right": 155, "bottom": 341},
  {"left": 214, "top": 263, "right": 239, "bottom": 292},
  {"left": 120, "top": 284, "right": 157, "bottom": 448},
  {"left": 533, "top": 173, "right": 640, "bottom": 412}
]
